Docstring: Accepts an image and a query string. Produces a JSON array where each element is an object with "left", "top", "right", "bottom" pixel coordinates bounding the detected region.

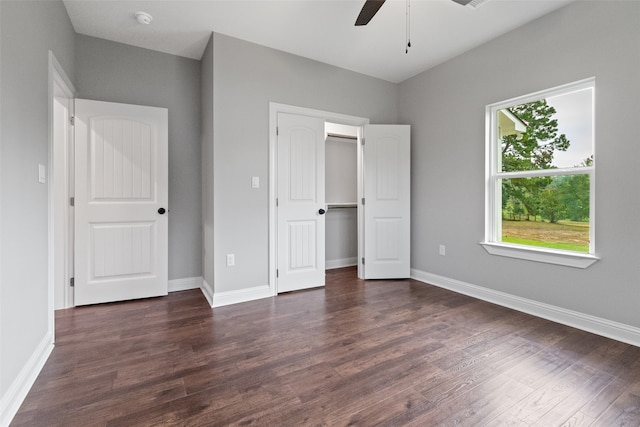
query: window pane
[
  {"left": 500, "top": 175, "right": 590, "bottom": 253},
  {"left": 498, "top": 88, "right": 593, "bottom": 172}
]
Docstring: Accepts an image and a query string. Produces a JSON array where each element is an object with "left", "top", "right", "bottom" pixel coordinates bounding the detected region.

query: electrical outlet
[
  {"left": 439, "top": 245, "right": 446, "bottom": 256},
  {"left": 226, "top": 254, "right": 235, "bottom": 267}
]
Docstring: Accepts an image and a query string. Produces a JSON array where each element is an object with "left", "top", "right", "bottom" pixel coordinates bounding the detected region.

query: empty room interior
[{"left": 2, "top": 0, "right": 640, "bottom": 425}]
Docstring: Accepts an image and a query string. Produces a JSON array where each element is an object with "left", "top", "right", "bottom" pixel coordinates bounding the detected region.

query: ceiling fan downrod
[{"left": 405, "top": 0, "right": 411, "bottom": 54}]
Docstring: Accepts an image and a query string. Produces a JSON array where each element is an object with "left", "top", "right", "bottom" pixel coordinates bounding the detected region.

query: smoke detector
[
  {"left": 467, "top": 0, "right": 488, "bottom": 7},
  {"left": 135, "top": 11, "right": 153, "bottom": 25}
]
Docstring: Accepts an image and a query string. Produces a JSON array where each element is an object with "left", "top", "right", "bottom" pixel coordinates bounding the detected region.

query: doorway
[
  {"left": 325, "top": 123, "right": 359, "bottom": 273},
  {"left": 50, "top": 58, "right": 170, "bottom": 308},
  {"left": 269, "top": 103, "right": 369, "bottom": 294},
  {"left": 49, "top": 51, "right": 76, "bottom": 310},
  {"left": 269, "top": 103, "right": 411, "bottom": 295}
]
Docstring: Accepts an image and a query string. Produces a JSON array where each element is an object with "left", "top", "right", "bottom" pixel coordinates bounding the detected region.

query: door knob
[
  {"left": 158, "top": 208, "right": 166, "bottom": 215},
  {"left": 318, "top": 208, "right": 326, "bottom": 215}
]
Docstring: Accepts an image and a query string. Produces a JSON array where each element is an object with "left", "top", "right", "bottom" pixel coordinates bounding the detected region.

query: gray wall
[
  {"left": 209, "top": 33, "right": 398, "bottom": 293},
  {"left": 0, "top": 0, "right": 75, "bottom": 402},
  {"left": 201, "top": 35, "right": 214, "bottom": 288},
  {"left": 326, "top": 137, "right": 357, "bottom": 204},
  {"left": 75, "top": 35, "right": 202, "bottom": 281},
  {"left": 326, "top": 209, "right": 358, "bottom": 265},
  {"left": 399, "top": 1, "right": 640, "bottom": 327}
]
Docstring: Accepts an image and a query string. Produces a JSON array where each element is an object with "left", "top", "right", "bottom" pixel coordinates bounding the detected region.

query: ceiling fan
[{"left": 355, "top": 0, "right": 477, "bottom": 26}]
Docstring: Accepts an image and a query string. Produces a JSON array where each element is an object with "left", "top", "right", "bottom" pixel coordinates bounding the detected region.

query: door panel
[
  {"left": 363, "top": 125, "right": 411, "bottom": 279},
  {"left": 277, "top": 113, "right": 325, "bottom": 292},
  {"left": 90, "top": 118, "right": 153, "bottom": 200},
  {"left": 91, "top": 222, "right": 153, "bottom": 278},
  {"left": 74, "top": 99, "right": 168, "bottom": 305}
]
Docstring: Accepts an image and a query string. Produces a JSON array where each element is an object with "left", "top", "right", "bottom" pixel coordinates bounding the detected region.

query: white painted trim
[
  {"left": 268, "top": 102, "right": 369, "bottom": 296},
  {"left": 49, "top": 51, "right": 76, "bottom": 97},
  {"left": 48, "top": 51, "right": 76, "bottom": 315},
  {"left": 201, "top": 279, "right": 214, "bottom": 306},
  {"left": 488, "top": 77, "right": 596, "bottom": 112},
  {"left": 480, "top": 242, "right": 599, "bottom": 269},
  {"left": 411, "top": 268, "right": 640, "bottom": 348},
  {"left": 0, "top": 6, "right": 3, "bottom": 419},
  {"left": 326, "top": 257, "right": 358, "bottom": 270},
  {"left": 0, "top": 333, "right": 54, "bottom": 427},
  {"left": 356, "top": 126, "right": 364, "bottom": 280},
  {"left": 212, "top": 285, "right": 272, "bottom": 308},
  {"left": 168, "top": 276, "right": 203, "bottom": 292}
]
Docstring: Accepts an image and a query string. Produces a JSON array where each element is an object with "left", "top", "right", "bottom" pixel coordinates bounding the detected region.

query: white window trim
[
  {"left": 480, "top": 242, "right": 599, "bottom": 269},
  {"left": 481, "top": 78, "right": 598, "bottom": 269}
]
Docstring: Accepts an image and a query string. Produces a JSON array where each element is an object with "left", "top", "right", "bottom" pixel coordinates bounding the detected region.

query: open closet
[
  {"left": 271, "top": 103, "right": 410, "bottom": 293},
  {"left": 325, "top": 123, "right": 359, "bottom": 271}
]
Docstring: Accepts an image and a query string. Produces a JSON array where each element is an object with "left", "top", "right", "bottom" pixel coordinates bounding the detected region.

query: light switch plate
[
  {"left": 38, "top": 164, "right": 46, "bottom": 184},
  {"left": 251, "top": 176, "right": 259, "bottom": 188}
]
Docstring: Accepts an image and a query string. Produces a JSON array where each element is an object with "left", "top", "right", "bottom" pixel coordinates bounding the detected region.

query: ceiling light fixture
[{"left": 135, "top": 11, "right": 153, "bottom": 25}]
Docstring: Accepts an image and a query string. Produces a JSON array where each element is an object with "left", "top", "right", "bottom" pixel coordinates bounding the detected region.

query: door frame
[
  {"left": 268, "top": 103, "right": 369, "bottom": 294},
  {"left": 48, "top": 51, "right": 76, "bottom": 319}
]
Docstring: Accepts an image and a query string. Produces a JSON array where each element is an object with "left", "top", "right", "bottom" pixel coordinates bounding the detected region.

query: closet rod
[
  {"left": 327, "top": 203, "right": 357, "bottom": 210},
  {"left": 326, "top": 133, "right": 357, "bottom": 141}
]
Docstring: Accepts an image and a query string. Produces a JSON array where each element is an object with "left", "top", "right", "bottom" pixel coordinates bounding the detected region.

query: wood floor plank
[
  {"left": 486, "top": 362, "right": 601, "bottom": 425},
  {"left": 534, "top": 366, "right": 615, "bottom": 426},
  {"left": 591, "top": 392, "right": 640, "bottom": 427},
  {"left": 340, "top": 387, "right": 433, "bottom": 426},
  {"left": 406, "top": 374, "right": 534, "bottom": 426},
  {"left": 560, "top": 410, "right": 597, "bottom": 427},
  {"left": 10, "top": 267, "right": 640, "bottom": 426}
]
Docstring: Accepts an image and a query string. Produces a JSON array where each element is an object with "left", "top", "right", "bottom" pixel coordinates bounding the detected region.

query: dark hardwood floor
[{"left": 11, "top": 267, "right": 640, "bottom": 426}]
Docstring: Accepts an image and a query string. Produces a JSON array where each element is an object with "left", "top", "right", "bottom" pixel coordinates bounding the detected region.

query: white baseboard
[
  {"left": 411, "top": 268, "right": 640, "bottom": 348},
  {"left": 1, "top": 333, "right": 54, "bottom": 427},
  {"left": 212, "top": 285, "right": 273, "bottom": 308},
  {"left": 326, "top": 257, "right": 358, "bottom": 270},
  {"left": 201, "top": 279, "right": 214, "bottom": 306},
  {"left": 168, "top": 276, "right": 203, "bottom": 293}
]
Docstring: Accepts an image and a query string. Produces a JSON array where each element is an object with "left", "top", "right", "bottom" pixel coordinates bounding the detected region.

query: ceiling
[{"left": 63, "top": 0, "right": 574, "bottom": 83}]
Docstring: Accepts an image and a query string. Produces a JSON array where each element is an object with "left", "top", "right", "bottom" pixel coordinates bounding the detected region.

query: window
[{"left": 482, "top": 78, "right": 598, "bottom": 268}]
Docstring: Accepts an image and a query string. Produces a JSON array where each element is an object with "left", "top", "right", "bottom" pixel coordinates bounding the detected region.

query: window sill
[{"left": 479, "top": 242, "right": 599, "bottom": 269}]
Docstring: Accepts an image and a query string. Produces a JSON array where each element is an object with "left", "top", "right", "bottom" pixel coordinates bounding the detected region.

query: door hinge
[
  {"left": 276, "top": 198, "right": 279, "bottom": 207},
  {"left": 361, "top": 257, "right": 365, "bottom": 265},
  {"left": 276, "top": 126, "right": 279, "bottom": 136},
  {"left": 70, "top": 277, "right": 75, "bottom": 287},
  {"left": 361, "top": 198, "right": 365, "bottom": 205},
  {"left": 70, "top": 197, "right": 74, "bottom": 207},
  {"left": 70, "top": 116, "right": 75, "bottom": 126},
  {"left": 276, "top": 269, "right": 279, "bottom": 278},
  {"left": 361, "top": 138, "right": 365, "bottom": 146}
]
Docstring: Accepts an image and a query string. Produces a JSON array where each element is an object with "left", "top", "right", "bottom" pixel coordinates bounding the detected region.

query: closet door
[
  {"left": 363, "top": 124, "right": 411, "bottom": 279},
  {"left": 276, "top": 113, "right": 326, "bottom": 292}
]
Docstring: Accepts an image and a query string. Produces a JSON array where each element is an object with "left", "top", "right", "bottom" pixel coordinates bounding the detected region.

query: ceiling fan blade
[
  {"left": 355, "top": 0, "right": 386, "bottom": 26},
  {"left": 451, "top": 0, "right": 474, "bottom": 5}
]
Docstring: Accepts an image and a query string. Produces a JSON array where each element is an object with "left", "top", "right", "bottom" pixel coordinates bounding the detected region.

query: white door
[
  {"left": 277, "top": 113, "right": 326, "bottom": 293},
  {"left": 363, "top": 125, "right": 411, "bottom": 279},
  {"left": 74, "top": 99, "right": 168, "bottom": 305}
]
